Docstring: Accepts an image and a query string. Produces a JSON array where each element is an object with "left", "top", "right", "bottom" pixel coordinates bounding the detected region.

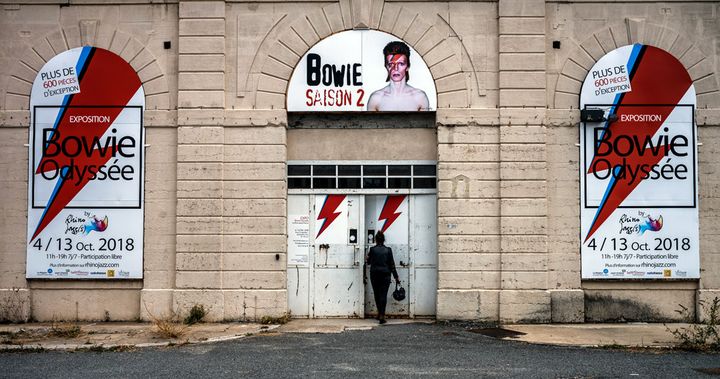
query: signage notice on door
[
  {"left": 288, "top": 214, "right": 310, "bottom": 266},
  {"left": 26, "top": 46, "right": 145, "bottom": 279},
  {"left": 579, "top": 44, "right": 699, "bottom": 279}
]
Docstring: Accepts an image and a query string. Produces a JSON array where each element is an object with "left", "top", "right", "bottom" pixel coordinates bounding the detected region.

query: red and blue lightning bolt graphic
[
  {"left": 30, "top": 47, "right": 142, "bottom": 242},
  {"left": 584, "top": 45, "right": 693, "bottom": 242},
  {"left": 378, "top": 195, "right": 406, "bottom": 233},
  {"left": 316, "top": 195, "right": 346, "bottom": 238}
]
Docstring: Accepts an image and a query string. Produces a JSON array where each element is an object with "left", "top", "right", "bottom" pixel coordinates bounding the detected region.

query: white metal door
[
  {"left": 364, "top": 195, "right": 411, "bottom": 316},
  {"left": 409, "top": 194, "right": 437, "bottom": 316},
  {"left": 311, "top": 194, "right": 365, "bottom": 317}
]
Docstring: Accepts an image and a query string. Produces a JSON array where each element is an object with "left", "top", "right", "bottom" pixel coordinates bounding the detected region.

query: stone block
[
  {"left": 221, "top": 271, "right": 285, "bottom": 290},
  {"left": 501, "top": 271, "right": 547, "bottom": 290},
  {"left": 179, "top": 54, "right": 225, "bottom": 72},
  {"left": 176, "top": 271, "right": 223, "bottom": 289},
  {"left": 223, "top": 253, "right": 285, "bottom": 271},
  {"left": 177, "top": 180, "right": 223, "bottom": 198},
  {"left": 177, "top": 252, "right": 222, "bottom": 271},
  {"left": 499, "top": 72, "right": 545, "bottom": 89},
  {"left": 437, "top": 90, "right": 469, "bottom": 108},
  {"left": 437, "top": 290, "right": 499, "bottom": 321},
  {"left": 178, "top": 127, "right": 224, "bottom": 144},
  {"left": 177, "top": 162, "right": 223, "bottom": 180},
  {"left": 560, "top": 60, "right": 588, "bottom": 83},
  {"left": 223, "top": 235, "right": 286, "bottom": 253},
  {"left": 179, "top": 19, "right": 225, "bottom": 36},
  {"left": 584, "top": 289, "right": 694, "bottom": 322},
  {"left": 140, "top": 289, "right": 173, "bottom": 321},
  {"left": 137, "top": 62, "right": 164, "bottom": 83},
  {"left": 499, "top": 17, "right": 545, "bottom": 35},
  {"left": 0, "top": 288, "right": 31, "bottom": 322},
  {"left": 177, "top": 216, "right": 223, "bottom": 234},
  {"left": 438, "top": 162, "right": 500, "bottom": 181},
  {"left": 224, "top": 110, "right": 287, "bottom": 127},
  {"left": 224, "top": 126, "right": 287, "bottom": 144},
  {"left": 500, "top": 89, "right": 546, "bottom": 107},
  {"left": 499, "top": 53, "right": 546, "bottom": 71},
  {"left": 501, "top": 199, "right": 546, "bottom": 216},
  {"left": 178, "top": 144, "right": 223, "bottom": 162},
  {"left": 224, "top": 145, "right": 286, "bottom": 162},
  {"left": 439, "top": 216, "right": 499, "bottom": 235},
  {"left": 499, "top": 0, "right": 545, "bottom": 17},
  {"left": 178, "top": 90, "right": 225, "bottom": 108},
  {"left": 550, "top": 289, "right": 584, "bottom": 323},
  {"left": 500, "top": 144, "right": 546, "bottom": 162},
  {"left": 223, "top": 181, "right": 286, "bottom": 199},
  {"left": 500, "top": 162, "right": 546, "bottom": 180},
  {"left": 322, "top": 3, "right": 345, "bottom": 33},
  {"left": 439, "top": 235, "right": 501, "bottom": 254},
  {"left": 499, "top": 36, "right": 545, "bottom": 53},
  {"left": 223, "top": 163, "right": 285, "bottom": 181},
  {"left": 179, "top": 37, "right": 225, "bottom": 54},
  {"left": 32, "top": 289, "right": 141, "bottom": 322},
  {"left": 439, "top": 199, "right": 500, "bottom": 217},
  {"left": 436, "top": 73, "right": 468, "bottom": 93},
  {"left": 307, "top": 9, "right": 332, "bottom": 39},
  {"left": 438, "top": 144, "right": 499, "bottom": 162},
  {"left": 255, "top": 92, "right": 286, "bottom": 110},
  {"left": 180, "top": 1, "right": 225, "bottom": 18},
  {"left": 173, "top": 289, "right": 225, "bottom": 322},
  {"left": 223, "top": 216, "right": 286, "bottom": 235},
  {"left": 257, "top": 75, "right": 288, "bottom": 94},
  {"left": 501, "top": 216, "right": 547, "bottom": 234},
  {"left": 439, "top": 271, "right": 501, "bottom": 290},
  {"left": 176, "top": 198, "right": 222, "bottom": 218},
  {"left": 178, "top": 109, "right": 226, "bottom": 126},
  {"left": 179, "top": 73, "right": 225, "bottom": 90},
  {"left": 499, "top": 290, "right": 551, "bottom": 323},
  {"left": 177, "top": 235, "right": 222, "bottom": 253},
  {"left": 223, "top": 289, "right": 288, "bottom": 321},
  {"left": 144, "top": 270, "right": 175, "bottom": 290},
  {"left": 429, "top": 57, "right": 464, "bottom": 82},
  {"left": 292, "top": 17, "right": 320, "bottom": 48},
  {"left": 224, "top": 199, "right": 286, "bottom": 217},
  {"left": 501, "top": 235, "right": 547, "bottom": 253},
  {"left": 440, "top": 253, "right": 501, "bottom": 271}
]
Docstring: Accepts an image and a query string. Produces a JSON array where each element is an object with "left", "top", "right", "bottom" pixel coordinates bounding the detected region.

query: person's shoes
[{"left": 379, "top": 319, "right": 387, "bottom": 324}]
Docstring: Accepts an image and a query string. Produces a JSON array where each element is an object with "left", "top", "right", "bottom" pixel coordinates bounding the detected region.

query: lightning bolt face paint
[
  {"left": 580, "top": 44, "right": 699, "bottom": 279},
  {"left": 26, "top": 47, "right": 145, "bottom": 280}
]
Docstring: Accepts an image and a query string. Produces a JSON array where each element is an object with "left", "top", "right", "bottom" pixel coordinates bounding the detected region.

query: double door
[{"left": 287, "top": 194, "right": 436, "bottom": 318}]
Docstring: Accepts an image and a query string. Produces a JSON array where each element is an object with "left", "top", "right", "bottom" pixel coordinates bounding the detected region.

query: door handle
[{"left": 399, "top": 260, "right": 408, "bottom": 267}]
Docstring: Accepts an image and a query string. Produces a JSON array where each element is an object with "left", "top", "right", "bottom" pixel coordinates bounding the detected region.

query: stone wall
[{"left": 0, "top": 0, "right": 718, "bottom": 322}]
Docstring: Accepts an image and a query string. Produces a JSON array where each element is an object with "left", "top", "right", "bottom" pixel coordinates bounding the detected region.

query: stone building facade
[{"left": 1, "top": 0, "right": 719, "bottom": 323}]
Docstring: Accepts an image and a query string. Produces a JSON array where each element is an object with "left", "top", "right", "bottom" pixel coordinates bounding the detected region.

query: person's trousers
[{"left": 370, "top": 272, "right": 391, "bottom": 317}]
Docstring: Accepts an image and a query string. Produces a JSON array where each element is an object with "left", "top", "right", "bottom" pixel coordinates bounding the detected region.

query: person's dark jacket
[{"left": 367, "top": 245, "right": 399, "bottom": 281}]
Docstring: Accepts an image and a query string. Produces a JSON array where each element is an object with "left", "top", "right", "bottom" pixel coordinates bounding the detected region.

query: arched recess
[
  {"left": 4, "top": 26, "right": 171, "bottom": 111},
  {"left": 249, "top": 0, "right": 473, "bottom": 110},
  {"left": 553, "top": 20, "right": 720, "bottom": 110}
]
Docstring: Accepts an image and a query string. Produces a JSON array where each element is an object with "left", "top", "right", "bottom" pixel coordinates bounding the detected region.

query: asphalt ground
[{"left": 1, "top": 322, "right": 718, "bottom": 378}]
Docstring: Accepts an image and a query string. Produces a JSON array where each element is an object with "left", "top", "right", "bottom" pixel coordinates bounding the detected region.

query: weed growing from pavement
[
  {"left": 260, "top": 312, "right": 291, "bottom": 325},
  {"left": 49, "top": 320, "right": 82, "bottom": 338},
  {"left": 183, "top": 304, "right": 206, "bottom": 325},
  {"left": 666, "top": 297, "right": 720, "bottom": 352},
  {"left": 143, "top": 303, "right": 187, "bottom": 339}
]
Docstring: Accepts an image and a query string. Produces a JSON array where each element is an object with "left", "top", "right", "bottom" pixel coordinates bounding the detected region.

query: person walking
[{"left": 366, "top": 231, "right": 400, "bottom": 324}]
